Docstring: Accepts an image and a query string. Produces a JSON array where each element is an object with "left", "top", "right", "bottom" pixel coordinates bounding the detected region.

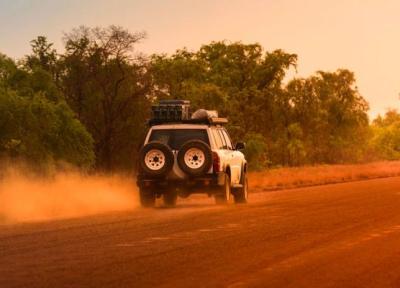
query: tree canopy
[
  {"left": 0, "top": 51, "right": 94, "bottom": 170},
  {"left": 0, "top": 26, "right": 396, "bottom": 172},
  {"left": 151, "top": 42, "right": 369, "bottom": 166}
]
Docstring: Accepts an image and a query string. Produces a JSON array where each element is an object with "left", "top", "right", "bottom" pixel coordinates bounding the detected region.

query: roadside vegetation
[
  {"left": 1, "top": 25, "right": 400, "bottom": 173},
  {"left": 249, "top": 161, "right": 400, "bottom": 191}
]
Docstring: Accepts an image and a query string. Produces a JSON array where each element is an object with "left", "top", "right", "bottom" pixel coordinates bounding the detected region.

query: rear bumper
[{"left": 137, "top": 173, "right": 225, "bottom": 190}]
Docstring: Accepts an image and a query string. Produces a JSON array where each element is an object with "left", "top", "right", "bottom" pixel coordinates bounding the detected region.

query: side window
[
  {"left": 221, "top": 129, "right": 233, "bottom": 150},
  {"left": 217, "top": 130, "right": 227, "bottom": 149},
  {"left": 212, "top": 128, "right": 223, "bottom": 149}
]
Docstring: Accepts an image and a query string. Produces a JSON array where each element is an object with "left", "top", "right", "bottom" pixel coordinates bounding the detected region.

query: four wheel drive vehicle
[{"left": 136, "top": 100, "right": 248, "bottom": 207}]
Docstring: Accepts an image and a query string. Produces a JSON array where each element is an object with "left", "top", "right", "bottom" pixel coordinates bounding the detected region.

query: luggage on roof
[
  {"left": 191, "top": 109, "right": 218, "bottom": 120},
  {"left": 151, "top": 100, "right": 190, "bottom": 121},
  {"left": 149, "top": 99, "right": 228, "bottom": 126}
]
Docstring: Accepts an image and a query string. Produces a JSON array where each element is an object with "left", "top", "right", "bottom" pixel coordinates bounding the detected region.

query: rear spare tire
[
  {"left": 139, "top": 141, "right": 174, "bottom": 178},
  {"left": 177, "top": 140, "right": 212, "bottom": 177}
]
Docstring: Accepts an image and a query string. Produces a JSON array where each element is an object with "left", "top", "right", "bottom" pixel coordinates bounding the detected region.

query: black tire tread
[
  {"left": 214, "top": 174, "right": 231, "bottom": 205},
  {"left": 139, "top": 187, "right": 155, "bottom": 207},
  {"left": 233, "top": 169, "right": 248, "bottom": 204},
  {"left": 163, "top": 190, "right": 178, "bottom": 207}
]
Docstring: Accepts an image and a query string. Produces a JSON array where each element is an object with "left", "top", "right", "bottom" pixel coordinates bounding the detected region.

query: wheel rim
[
  {"left": 144, "top": 149, "right": 165, "bottom": 170},
  {"left": 184, "top": 148, "right": 205, "bottom": 169}
]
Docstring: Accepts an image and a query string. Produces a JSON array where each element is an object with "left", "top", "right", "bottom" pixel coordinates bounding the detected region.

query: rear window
[{"left": 149, "top": 129, "right": 209, "bottom": 150}]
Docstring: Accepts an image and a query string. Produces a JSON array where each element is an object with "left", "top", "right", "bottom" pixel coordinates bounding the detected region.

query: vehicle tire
[
  {"left": 139, "top": 141, "right": 174, "bottom": 178},
  {"left": 177, "top": 140, "right": 212, "bottom": 177},
  {"left": 163, "top": 189, "right": 178, "bottom": 207},
  {"left": 214, "top": 173, "right": 231, "bottom": 205},
  {"left": 232, "top": 170, "right": 248, "bottom": 204},
  {"left": 139, "top": 187, "right": 155, "bottom": 208}
]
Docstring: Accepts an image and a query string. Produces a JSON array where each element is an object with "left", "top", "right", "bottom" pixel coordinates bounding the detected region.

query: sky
[{"left": 0, "top": 0, "right": 399, "bottom": 118}]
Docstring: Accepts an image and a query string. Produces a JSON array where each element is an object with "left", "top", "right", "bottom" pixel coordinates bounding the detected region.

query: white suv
[{"left": 137, "top": 101, "right": 248, "bottom": 207}]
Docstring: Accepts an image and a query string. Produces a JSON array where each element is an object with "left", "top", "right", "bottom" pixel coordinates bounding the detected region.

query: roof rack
[
  {"left": 151, "top": 100, "right": 191, "bottom": 122},
  {"left": 148, "top": 117, "right": 228, "bottom": 127},
  {"left": 209, "top": 117, "right": 228, "bottom": 125},
  {"left": 149, "top": 99, "right": 228, "bottom": 126}
]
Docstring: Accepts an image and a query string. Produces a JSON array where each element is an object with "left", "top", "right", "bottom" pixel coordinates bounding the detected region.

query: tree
[
  {"left": 0, "top": 53, "right": 94, "bottom": 170},
  {"left": 0, "top": 39, "right": 62, "bottom": 103},
  {"left": 150, "top": 41, "right": 297, "bottom": 143},
  {"left": 370, "top": 110, "right": 400, "bottom": 160},
  {"left": 285, "top": 69, "right": 369, "bottom": 164},
  {"left": 25, "top": 36, "right": 58, "bottom": 75},
  {"left": 1, "top": 32, "right": 376, "bottom": 171},
  {"left": 243, "top": 133, "right": 269, "bottom": 170},
  {"left": 61, "top": 26, "right": 151, "bottom": 170}
]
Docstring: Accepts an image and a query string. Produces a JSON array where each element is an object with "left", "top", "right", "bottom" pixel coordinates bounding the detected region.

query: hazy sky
[{"left": 0, "top": 0, "right": 399, "bottom": 118}]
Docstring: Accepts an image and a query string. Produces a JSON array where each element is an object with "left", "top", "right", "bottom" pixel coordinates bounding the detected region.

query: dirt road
[{"left": 1, "top": 177, "right": 400, "bottom": 287}]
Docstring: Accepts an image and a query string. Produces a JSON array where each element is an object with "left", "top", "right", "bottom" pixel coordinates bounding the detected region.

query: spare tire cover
[
  {"left": 177, "top": 140, "right": 212, "bottom": 176},
  {"left": 139, "top": 141, "right": 174, "bottom": 177}
]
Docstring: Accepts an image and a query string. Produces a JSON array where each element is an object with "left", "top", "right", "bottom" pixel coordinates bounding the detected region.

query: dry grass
[{"left": 249, "top": 161, "right": 400, "bottom": 191}]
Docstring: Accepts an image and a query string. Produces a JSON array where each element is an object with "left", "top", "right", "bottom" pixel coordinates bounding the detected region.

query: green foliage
[
  {"left": 0, "top": 52, "right": 61, "bottom": 102},
  {"left": 286, "top": 123, "right": 306, "bottom": 166},
  {"left": 0, "top": 52, "right": 94, "bottom": 170},
  {"left": 1, "top": 27, "right": 396, "bottom": 172},
  {"left": 150, "top": 42, "right": 369, "bottom": 167},
  {"left": 0, "top": 90, "right": 94, "bottom": 169},
  {"left": 369, "top": 110, "right": 400, "bottom": 160},
  {"left": 60, "top": 26, "right": 150, "bottom": 170},
  {"left": 284, "top": 70, "right": 370, "bottom": 164},
  {"left": 25, "top": 36, "right": 58, "bottom": 76},
  {"left": 243, "top": 133, "right": 269, "bottom": 170}
]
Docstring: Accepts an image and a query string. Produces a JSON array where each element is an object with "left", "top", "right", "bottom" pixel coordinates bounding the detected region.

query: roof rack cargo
[
  {"left": 151, "top": 100, "right": 191, "bottom": 122},
  {"left": 149, "top": 100, "right": 228, "bottom": 126},
  {"left": 148, "top": 117, "right": 228, "bottom": 126},
  {"left": 159, "top": 100, "right": 190, "bottom": 105}
]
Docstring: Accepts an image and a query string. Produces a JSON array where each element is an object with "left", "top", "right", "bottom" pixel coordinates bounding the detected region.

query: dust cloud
[{"left": 0, "top": 169, "right": 138, "bottom": 224}]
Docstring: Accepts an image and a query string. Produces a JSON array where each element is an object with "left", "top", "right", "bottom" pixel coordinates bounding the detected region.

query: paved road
[{"left": 1, "top": 177, "right": 400, "bottom": 287}]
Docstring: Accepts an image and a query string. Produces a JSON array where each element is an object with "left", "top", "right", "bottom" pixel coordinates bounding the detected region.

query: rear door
[{"left": 148, "top": 128, "right": 211, "bottom": 177}]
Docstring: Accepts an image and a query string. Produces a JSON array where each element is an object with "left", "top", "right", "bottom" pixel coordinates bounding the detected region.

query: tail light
[{"left": 212, "top": 152, "right": 220, "bottom": 173}]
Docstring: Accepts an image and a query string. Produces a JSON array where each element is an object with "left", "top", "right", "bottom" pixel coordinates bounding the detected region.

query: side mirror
[{"left": 235, "top": 142, "right": 245, "bottom": 150}]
